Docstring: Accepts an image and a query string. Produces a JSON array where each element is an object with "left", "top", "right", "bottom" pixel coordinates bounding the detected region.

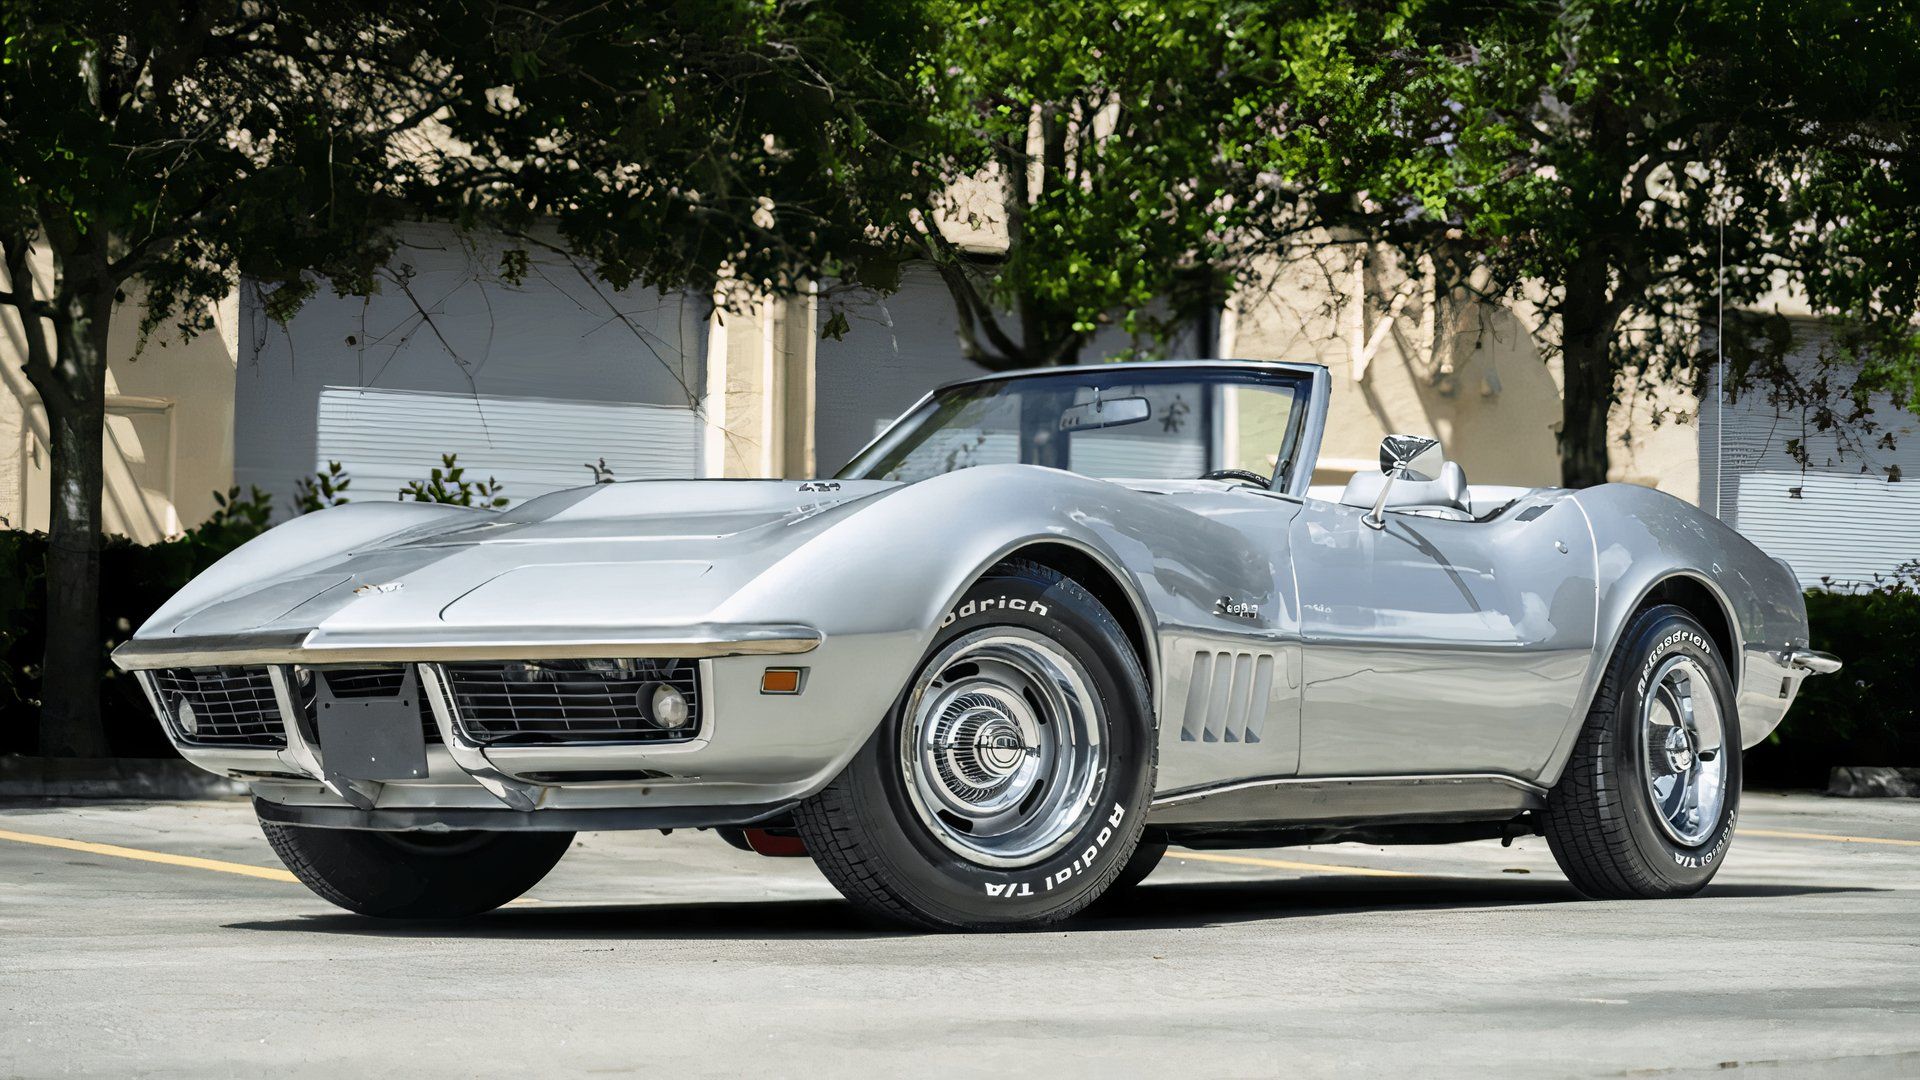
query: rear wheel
[
  {"left": 259, "top": 811, "right": 573, "bottom": 918},
  {"left": 1543, "top": 605, "right": 1741, "bottom": 899},
  {"left": 795, "top": 560, "right": 1155, "bottom": 931}
]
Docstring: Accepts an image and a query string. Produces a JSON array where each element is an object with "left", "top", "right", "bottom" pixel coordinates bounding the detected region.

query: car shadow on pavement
[
  {"left": 1079, "top": 876, "right": 1880, "bottom": 931},
  {"left": 221, "top": 876, "right": 1881, "bottom": 941}
]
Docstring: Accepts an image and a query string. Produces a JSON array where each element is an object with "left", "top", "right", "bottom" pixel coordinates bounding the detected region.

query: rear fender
[{"left": 1539, "top": 484, "right": 1811, "bottom": 785}]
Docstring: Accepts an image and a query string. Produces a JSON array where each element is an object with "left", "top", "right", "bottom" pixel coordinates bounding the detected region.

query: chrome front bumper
[
  {"left": 110, "top": 623, "right": 822, "bottom": 670},
  {"left": 123, "top": 625, "right": 922, "bottom": 831},
  {"left": 1782, "top": 647, "right": 1843, "bottom": 675}
]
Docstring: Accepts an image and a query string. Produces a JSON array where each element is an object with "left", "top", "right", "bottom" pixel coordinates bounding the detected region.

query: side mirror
[
  {"left": 1366, "top": 434, "right": 1445, "bottom": 529},
  {"left": 1379, "top": 433, "right": 1443, "bottom": 483}
]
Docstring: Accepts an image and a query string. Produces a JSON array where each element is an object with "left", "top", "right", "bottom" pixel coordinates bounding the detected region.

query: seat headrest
[{"left": 1338, "top": 460, "right": 1470, "bottom": 515}]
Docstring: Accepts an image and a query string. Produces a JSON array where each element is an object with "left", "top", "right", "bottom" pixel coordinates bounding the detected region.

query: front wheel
[
  {"left": 795, "top": 560, "right": 1156, "bottom": 931},
  {"left": 259, "top": 811, "right": 573, "bottom": 918},
  {"left": 1543, "top": 605, "right": 1742, "bottom": 899}
]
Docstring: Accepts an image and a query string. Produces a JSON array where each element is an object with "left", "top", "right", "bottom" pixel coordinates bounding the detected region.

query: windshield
[{"left": 838, "top": 366, "right": 1311, "bottom": 486}]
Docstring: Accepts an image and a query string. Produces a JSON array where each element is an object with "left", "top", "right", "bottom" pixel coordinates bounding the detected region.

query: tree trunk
[
  {"left": 35, "top": 287, "right": 113, "bottom": 758},
  {"left": 1558, "top": 257, "right": 1618, "bottom": 489}
]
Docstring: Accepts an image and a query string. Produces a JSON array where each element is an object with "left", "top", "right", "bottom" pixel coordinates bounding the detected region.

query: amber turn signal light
[{"left": 760, "top": 668, "right": 805, "bottom": 695}]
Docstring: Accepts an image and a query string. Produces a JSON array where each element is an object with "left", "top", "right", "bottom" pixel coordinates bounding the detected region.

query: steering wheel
[{"left": 1199, "top": 469, "right": 1271, "bottom": 489}]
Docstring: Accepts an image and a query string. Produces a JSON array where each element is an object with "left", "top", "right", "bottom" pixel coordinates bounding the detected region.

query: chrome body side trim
[
  {"left": 1147, "top": 772, "right": 1548, "bottom": 829},
  {"left": 1152, "top": 771, "right": 1550, "bottom": 808}
]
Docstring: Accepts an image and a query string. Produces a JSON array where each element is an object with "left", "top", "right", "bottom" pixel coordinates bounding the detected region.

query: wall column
[{"left": 701, "top": 286, "right": 817, "bottom": 479}]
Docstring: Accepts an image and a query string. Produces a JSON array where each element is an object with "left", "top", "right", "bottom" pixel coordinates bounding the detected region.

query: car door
[
  {"left": 1142, "top": 489, "right": 1308, "bottom": 794},
  {"left": 1288, "top": 494, "right": 1598, "bottom": 779}
]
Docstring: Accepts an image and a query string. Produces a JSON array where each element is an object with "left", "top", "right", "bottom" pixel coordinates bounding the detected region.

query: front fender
[{"left": 720, "top": 465, "right": 1127, "bottom": 630}]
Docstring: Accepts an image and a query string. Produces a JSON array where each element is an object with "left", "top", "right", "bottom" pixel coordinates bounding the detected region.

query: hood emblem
[
  {"left": 798, "top": 481, "right": 841, "bottom": 493},
  {"left": 354, "top": 582, "right": 404, "bottom": 596}
]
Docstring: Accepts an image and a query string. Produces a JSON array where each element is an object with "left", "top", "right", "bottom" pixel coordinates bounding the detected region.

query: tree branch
[{"left": 2, "top": 235, "right": 59, "bottom": 387}]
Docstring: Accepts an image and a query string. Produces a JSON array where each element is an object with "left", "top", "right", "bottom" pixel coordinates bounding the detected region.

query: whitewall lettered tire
[
  {"left": 1543, "top": 605, "right": 1742, "bottom": 899},
  {"left": 795, "top": 560, "right": 1156, "bottom": 930}
]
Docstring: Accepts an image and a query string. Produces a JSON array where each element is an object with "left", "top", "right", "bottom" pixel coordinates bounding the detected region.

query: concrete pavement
[{"left": 2, "top": 792, "right": 1917, "bottom": 1078}]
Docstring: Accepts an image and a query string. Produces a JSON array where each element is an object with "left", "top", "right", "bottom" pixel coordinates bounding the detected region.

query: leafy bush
[
  {"left": 1744, "top": 568, "right": 1920, "bottom": 789},
  {"left": 0, "top": 488, "right": 276, "bottom": 756},
  {"left": 399, "top": 454, "right": 507, "bottom": 508},
  {"left": 292, "top": 460, "right": 352, "bottom": 513}
]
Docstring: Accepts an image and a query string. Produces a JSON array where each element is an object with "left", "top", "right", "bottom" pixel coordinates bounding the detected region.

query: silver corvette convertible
[{"left": 115, "top": 360, "right": 1838, "bottom": 930}]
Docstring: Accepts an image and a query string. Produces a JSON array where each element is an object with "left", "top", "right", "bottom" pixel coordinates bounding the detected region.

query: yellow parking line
[
  {"left": 1173, "top": 849, "right": 1422, "bottom": 878},
  {"left": 0, "top": 826, "right": 298, "bottom": 882},
  {"left": 1740, "top": 827, "right": 1920, "bottom": 849},
  {"left": 0, "top": 826, "right": 549, "bottom": 904}
]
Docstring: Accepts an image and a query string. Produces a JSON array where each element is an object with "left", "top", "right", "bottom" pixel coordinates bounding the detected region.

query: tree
[
  {"left": 894, "top": 0, "right": 1296, "bottom": 372},
  {"left": 1254, "top": 0, "right": 1920, "bottom": 487},
  {"left": 0, "top": 0, "right": 932, "bottom": 755}
]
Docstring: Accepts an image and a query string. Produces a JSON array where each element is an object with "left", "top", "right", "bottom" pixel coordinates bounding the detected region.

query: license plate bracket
[{"left": 313, "top": 667, "right": 428, "bottom": 781}]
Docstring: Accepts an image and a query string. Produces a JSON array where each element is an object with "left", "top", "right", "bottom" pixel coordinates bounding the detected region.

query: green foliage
[
  {"left": 896, "top": 0, "right": 1297, "bottom": 368},
  {"left": 0, "top": 511, "right": 282, "bottom": 757},
  {"left": 292, "top": 462, "right": 353, "bottom": 515},
  {"left": 0, "top": 0, "right": 935, "bottom": 336},
  {"left": 196, "top": 486, "right": 276, "bottom": 552},
  {"left": 432, "top": 0, "right": 938, "bottom": 298},
  {"left": 1746, "top": 567, "right": 1920, "bottom": 789},
  {"left": 399, "top": 454, "right": 507, "bottom": 509},
  {"left": 1251, "top": 0, "right": 1920, "bottom": 485}
]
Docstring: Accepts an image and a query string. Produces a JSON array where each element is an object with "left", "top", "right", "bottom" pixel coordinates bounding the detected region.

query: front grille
[
  {"left": 151, "top": 667, "right": 287, "bottom": 748},
  {"left": 310, "top": 666, "right": 441, "bottom": 744},
  {"left": 320, "top": 667, "right": 407, "bottom": 698},
  {"left": 440, "top": 659, "right": 701, "bottom": 745}
]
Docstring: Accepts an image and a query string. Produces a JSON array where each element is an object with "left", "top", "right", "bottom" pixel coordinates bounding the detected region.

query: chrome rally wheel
[
  {"left": 1640, "top": 655, "right": 1728, "bottom": 847},
  {"left": 1544, "top": 604, "right": 1742, "bottom": 900},
  {"left": 902, "top": 629, "right": 1108, "bottom": 868},
  {"left": 796, "top": 560, "right": 1154, "bottom": 931}
]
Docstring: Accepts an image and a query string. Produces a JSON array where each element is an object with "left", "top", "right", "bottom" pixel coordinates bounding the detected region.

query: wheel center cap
[
  {"left": 932, "top": 696, "right": 1035, "bottom": 794},
  {"left": 1663, "top": 726, "right": 1696, "bottom": 773},
  {"left": 976, "top": 723, "right": 1028, "bottom": 773}
]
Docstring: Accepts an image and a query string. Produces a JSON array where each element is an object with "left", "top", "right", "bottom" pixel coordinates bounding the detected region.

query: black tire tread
[
  {"left": 259, "top": 818, "right": 572, "bottom": 918},
  {"left": 262, "top": 820, "right": 369, "bottom": 912}
]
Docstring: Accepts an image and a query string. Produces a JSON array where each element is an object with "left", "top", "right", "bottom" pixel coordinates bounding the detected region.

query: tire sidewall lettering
[
  {"left": 1623, "top": 615, "right": 1740, "bottom": 880},
  {"left": 940, "top": 595, "right": 1049, "bottom": 629},
  {"left": 892, "top": 572, "right": 1149, "bottom": 916}
]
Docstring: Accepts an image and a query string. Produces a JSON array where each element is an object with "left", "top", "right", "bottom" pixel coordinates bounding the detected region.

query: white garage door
[
  {"left": 315, "top": 387, "right": 700, "bottom": 503},
  {"left": 235, "top": 226, "right": 708, "bottom": 510},
  {"left": 1703, "top": 344, "right": 1920, "bottom": 591}
]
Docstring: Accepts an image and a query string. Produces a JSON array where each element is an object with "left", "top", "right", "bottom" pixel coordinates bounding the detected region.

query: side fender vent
[{"left": 1179, "top": 650, "right": 1276, "bottom": 743}]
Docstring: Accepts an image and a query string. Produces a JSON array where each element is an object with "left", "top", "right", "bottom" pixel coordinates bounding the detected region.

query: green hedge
[
  {"left": 1744, "top": 584, "right": 1920, "bottom": 789},
  {"left": 0, "top": 492, "right": 272, "bottom": 757}
]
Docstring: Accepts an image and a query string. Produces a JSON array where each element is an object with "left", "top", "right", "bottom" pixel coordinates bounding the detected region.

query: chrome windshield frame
[{"left": 836, "top": 360, "right": 1328, "bottom": 496}]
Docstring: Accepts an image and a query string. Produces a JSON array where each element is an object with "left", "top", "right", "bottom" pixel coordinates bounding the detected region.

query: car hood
[{"left": 149, "top": 479, "right": 903, "bottom": 640}]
